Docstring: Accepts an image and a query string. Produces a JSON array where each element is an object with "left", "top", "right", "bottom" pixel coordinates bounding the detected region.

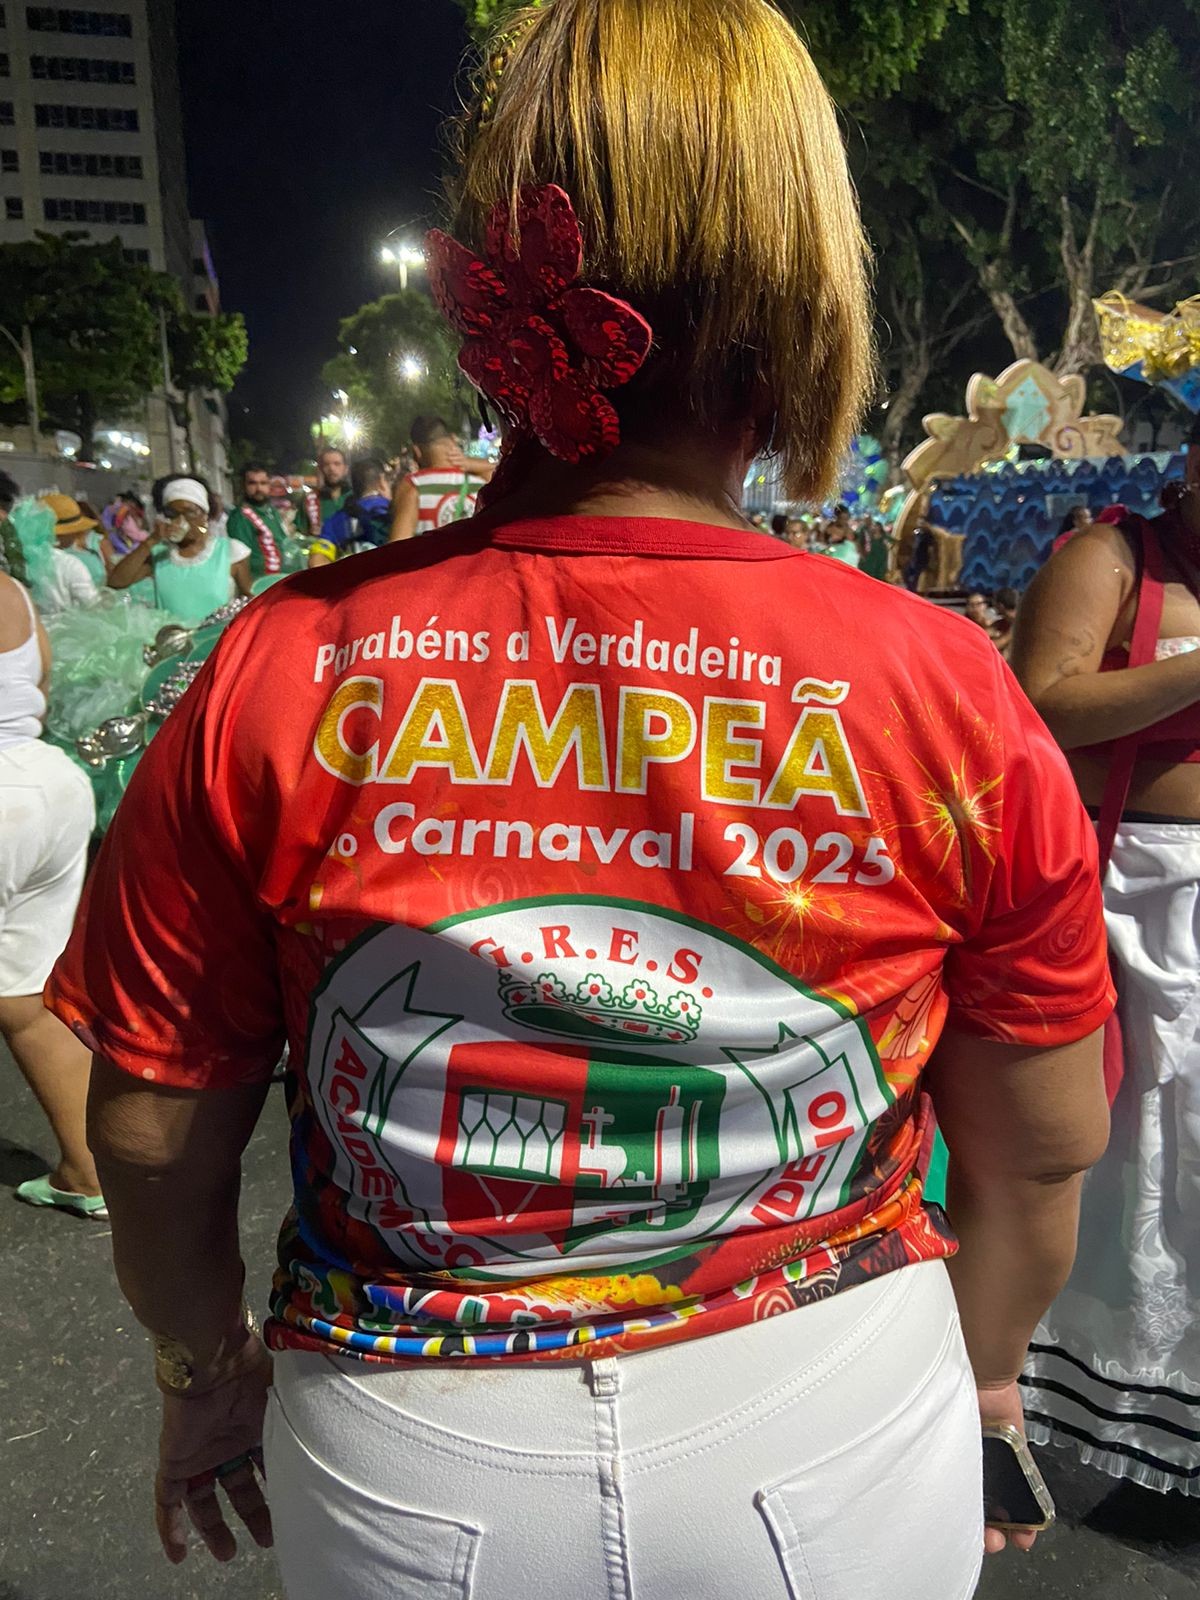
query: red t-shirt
[{"left": 49, "top": 516, "right": 1113, "bottom": 1363}]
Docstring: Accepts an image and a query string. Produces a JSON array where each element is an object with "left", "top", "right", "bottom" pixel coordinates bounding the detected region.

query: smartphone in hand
[{"left": 982, "top": 1425, "right": 1056, "bottom": 1533}]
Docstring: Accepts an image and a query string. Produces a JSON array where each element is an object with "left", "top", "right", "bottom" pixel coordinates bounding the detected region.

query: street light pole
[
  {"left": 0, "top": 321, "right": 41, "bottom": 454},
  {"left": 380, "top": 243, "right": 425, "bottom": 294},
  {"left": 157, "top": 304, "right": 181, "bottom": 473},
  {"left": 21, "top": 325, "right": 40, "bottom": 456}
]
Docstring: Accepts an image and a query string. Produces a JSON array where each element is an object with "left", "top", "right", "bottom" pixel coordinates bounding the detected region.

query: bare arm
[
  {"left": 927, "top": 1026, "right": 1108, "bottom": 1389},
  {"left": 388, "top": 476, "right": 419, "bottom": 543},
  {"left": 36, "top": 614, "right": 50, "bottom": 696},
  {"left": 87, "top": 1057, "right": 270, "bottom": 1365},
  {"left": 1011, "top": 527, "right": 1200, "bottom": 749},
  {"left": 107, "top": 532, "right": 158, "bottom": 591},
  {"left": 231, "top": 557, "right": 252, "bottom": 599},
  {"left": 88, "top": 1058, "right": 276, "bottom": 1564}
]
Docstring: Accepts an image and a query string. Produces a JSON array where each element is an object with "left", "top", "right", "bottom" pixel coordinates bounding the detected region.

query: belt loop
[{"left": 587, "top": 1355, "right": 621, "bottom": 1398}]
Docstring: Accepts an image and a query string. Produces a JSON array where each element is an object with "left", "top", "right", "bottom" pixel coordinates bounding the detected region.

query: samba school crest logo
[{"left": 304, "top": 896, "right": 890, "bottom": 1271}]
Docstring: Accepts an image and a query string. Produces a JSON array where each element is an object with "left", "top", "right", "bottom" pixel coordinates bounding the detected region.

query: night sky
[{"left": 176, "top": 0, "right": 470, "bottom": 465}]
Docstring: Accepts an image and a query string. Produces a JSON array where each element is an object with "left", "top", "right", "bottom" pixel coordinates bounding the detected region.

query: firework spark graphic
[
  {"left": 866, "top": 696, "right": 1004, "bottom": 904},
  {"left": 729, "top": 873, "right": 873, "bottom": 985}
]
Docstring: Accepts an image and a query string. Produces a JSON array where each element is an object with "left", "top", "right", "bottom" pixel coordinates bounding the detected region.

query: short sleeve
[
  {"left": 944, "top": 653, "right": 1115, "bottom": 1045},
  {"left": 55, "top": 549, "right": 97, "bottom": 608},
  {"left": 46, "top": 628, "right": 286, "bottom": 1089},
  {"left": 228, "top": 536, "right": 252, "bottom": 566}
]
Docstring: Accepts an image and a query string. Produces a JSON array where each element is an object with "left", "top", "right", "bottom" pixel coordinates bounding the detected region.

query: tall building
[
  {"left": 0, "top": 1, "right": 228, "bottom": 488},
  {"left": 0, "top": 0, "right": 189, "bottom": 276}
]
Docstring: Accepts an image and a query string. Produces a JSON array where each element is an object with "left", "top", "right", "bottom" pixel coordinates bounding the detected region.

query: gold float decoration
[{"left": 1094, "top": 291, "right": 1200, "bottom": 385}]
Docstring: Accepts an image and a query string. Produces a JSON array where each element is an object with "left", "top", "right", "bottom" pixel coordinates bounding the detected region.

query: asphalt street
[{"left": 1, "top": 1042, "right": 1196, "bottom": 1600}]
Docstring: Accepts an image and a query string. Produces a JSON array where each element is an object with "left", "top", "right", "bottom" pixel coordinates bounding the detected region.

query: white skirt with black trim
[{"left": 1023, "top": 818, "right": 1200, "bottom": 1495}]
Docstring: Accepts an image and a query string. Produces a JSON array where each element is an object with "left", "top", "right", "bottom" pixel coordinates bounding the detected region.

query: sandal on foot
[{"left": 15, "top": 1175, "right": 108, "bottom": 1220}]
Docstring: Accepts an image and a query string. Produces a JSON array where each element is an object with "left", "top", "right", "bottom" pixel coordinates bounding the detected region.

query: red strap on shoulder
[{"left": 1095, "top": 517, "right": 1167, "bottom": 872}]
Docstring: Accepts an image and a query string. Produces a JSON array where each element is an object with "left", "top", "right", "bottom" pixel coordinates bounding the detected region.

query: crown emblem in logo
[{"left": 500, "top": 971, "right": 703, "bottom": 1045}]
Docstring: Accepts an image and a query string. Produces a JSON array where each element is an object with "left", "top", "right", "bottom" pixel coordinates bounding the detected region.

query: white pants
[
  {"left": 265, "top": 1261, "right": 984, "bottom": 1600},
  {"left": 0, "top": 739, "right": 94, "bottom": 997}
]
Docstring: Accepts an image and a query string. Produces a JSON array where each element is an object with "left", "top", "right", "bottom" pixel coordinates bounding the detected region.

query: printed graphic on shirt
[
  {"left": 44, "top": 523, "right": 1115, "bottom": 1363},
  {"left": 307, "top": 896, "right": 890, "bottom": 1277},
  {"left": 432, "top": 488, "right": 479, "bottom": 527},
  {"left": 409, "top": 469, "right": 481, "bottom": 533}
]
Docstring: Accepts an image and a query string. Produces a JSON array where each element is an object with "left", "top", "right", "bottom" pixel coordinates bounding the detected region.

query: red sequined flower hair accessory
[{"left": 425, "top": 185, "right": 653, "bottom": 463}]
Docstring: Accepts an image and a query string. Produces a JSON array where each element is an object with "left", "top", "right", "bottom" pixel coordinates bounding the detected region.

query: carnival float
[{"left": 894, "top": 294, "right": 1200, "bottom": 594}]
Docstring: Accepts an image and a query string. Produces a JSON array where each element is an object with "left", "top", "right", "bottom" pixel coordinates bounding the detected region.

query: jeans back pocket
[
  {"left": 756, "top": 1334, "right": 984, "bottom": 1600},
  {"left": 265, "top": 1388, "right": 481, "bottom": 1599}
]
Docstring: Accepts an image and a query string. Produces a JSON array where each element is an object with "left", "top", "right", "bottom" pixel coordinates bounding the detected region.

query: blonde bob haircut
[{"left": 451, "top": 0, "right": 874, "bottom": 503}]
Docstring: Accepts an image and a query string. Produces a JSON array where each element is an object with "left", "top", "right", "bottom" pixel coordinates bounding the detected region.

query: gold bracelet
[{"left": 153, "top": 1303, "right": 259, "bottom": 1393}]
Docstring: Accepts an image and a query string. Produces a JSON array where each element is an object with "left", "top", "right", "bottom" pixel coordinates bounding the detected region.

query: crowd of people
[
  {"left": 0, "top": 1, "right": 1196, "bottom": 1595},
  {"left": 752, "top": 501, "right": 895, "bottom": 579},
  {"left": 0, "top": 420, "right": 495, "bottom": 1193},
  {"left": 0, "top": 420, "right": 494, "bottom": 634}
]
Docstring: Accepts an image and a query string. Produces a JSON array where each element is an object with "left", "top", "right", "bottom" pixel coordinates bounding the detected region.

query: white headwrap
[{"left": 162, "top": 477, "right": 208, "bottom": 513}]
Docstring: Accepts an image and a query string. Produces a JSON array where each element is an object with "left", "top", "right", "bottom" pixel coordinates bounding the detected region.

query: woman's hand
[
  {"left": 155, "top": 1331, "right": 274, "bottom": 1565},
  {"left": 976, "top": 1380, "right": 1039, "bottom": 1556}
]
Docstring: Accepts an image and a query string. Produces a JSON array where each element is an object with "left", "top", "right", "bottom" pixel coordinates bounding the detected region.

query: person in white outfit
[
  {"left": 40, "top": 544, "right": 99, "bottom": 614},
  {"left": 0, "top": 569, "right": 103, "bottom": 1217}
]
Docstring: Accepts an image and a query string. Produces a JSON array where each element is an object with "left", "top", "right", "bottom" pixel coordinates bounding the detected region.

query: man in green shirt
[
  {"left": 225, "top": 462, "right": 298, "bottom": 581},
  {"left": 298, "top": 447, "right": 351, "bottom": 538}
]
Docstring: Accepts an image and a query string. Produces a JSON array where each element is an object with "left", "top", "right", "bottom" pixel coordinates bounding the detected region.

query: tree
[
  {"left": 228, "top": 434, "right": 272, "bottom": 475},
  {"left": 0, "top": 232, "right": 178, "bottom": 459},
  {"left": 991, "top": 0, "right": 1200, "bottom": 373},
  {"left": 849, "top": 0, "right": 1200, "bottom": 375},
  {"left": 320, "top": 290, "right": 474, "bottom": 456},
  {"left": 168, "top": 309, "right": 248, "bottom": 396},
  {"left": 166, "top": 308, "right": 248, "bottom": 462},
  {"left": 809, "top": 0, "right": 1200, "bottom": 437}
]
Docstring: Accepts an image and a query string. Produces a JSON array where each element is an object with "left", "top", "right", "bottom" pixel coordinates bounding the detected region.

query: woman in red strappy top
[{"left": 1014, "top": 441, "right": 1200, "bottom": 1497}]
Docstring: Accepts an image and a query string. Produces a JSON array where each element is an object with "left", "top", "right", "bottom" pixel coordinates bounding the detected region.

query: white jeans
[
  {"left": 265, "top": 1261, "right": 984, "bottom": 1600},
  {"left": 0, "top": 739, "right": 94, "bottom": 997}
]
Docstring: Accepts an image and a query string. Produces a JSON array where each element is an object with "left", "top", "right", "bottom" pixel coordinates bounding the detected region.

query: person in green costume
[
  {"left": 858, "top": 517, "right": 893, "bottom": 582},
  {"left": 226, "top": 462, "right": 301, "bottom": 580},
  {"left": 107, "top": 476, "right": 252, "bottom": 626}
]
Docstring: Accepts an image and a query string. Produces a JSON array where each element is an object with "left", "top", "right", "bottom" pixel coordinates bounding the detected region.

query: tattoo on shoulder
[{"left": 1054, "top": 628, "right": 1099, "bottom": 680}]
